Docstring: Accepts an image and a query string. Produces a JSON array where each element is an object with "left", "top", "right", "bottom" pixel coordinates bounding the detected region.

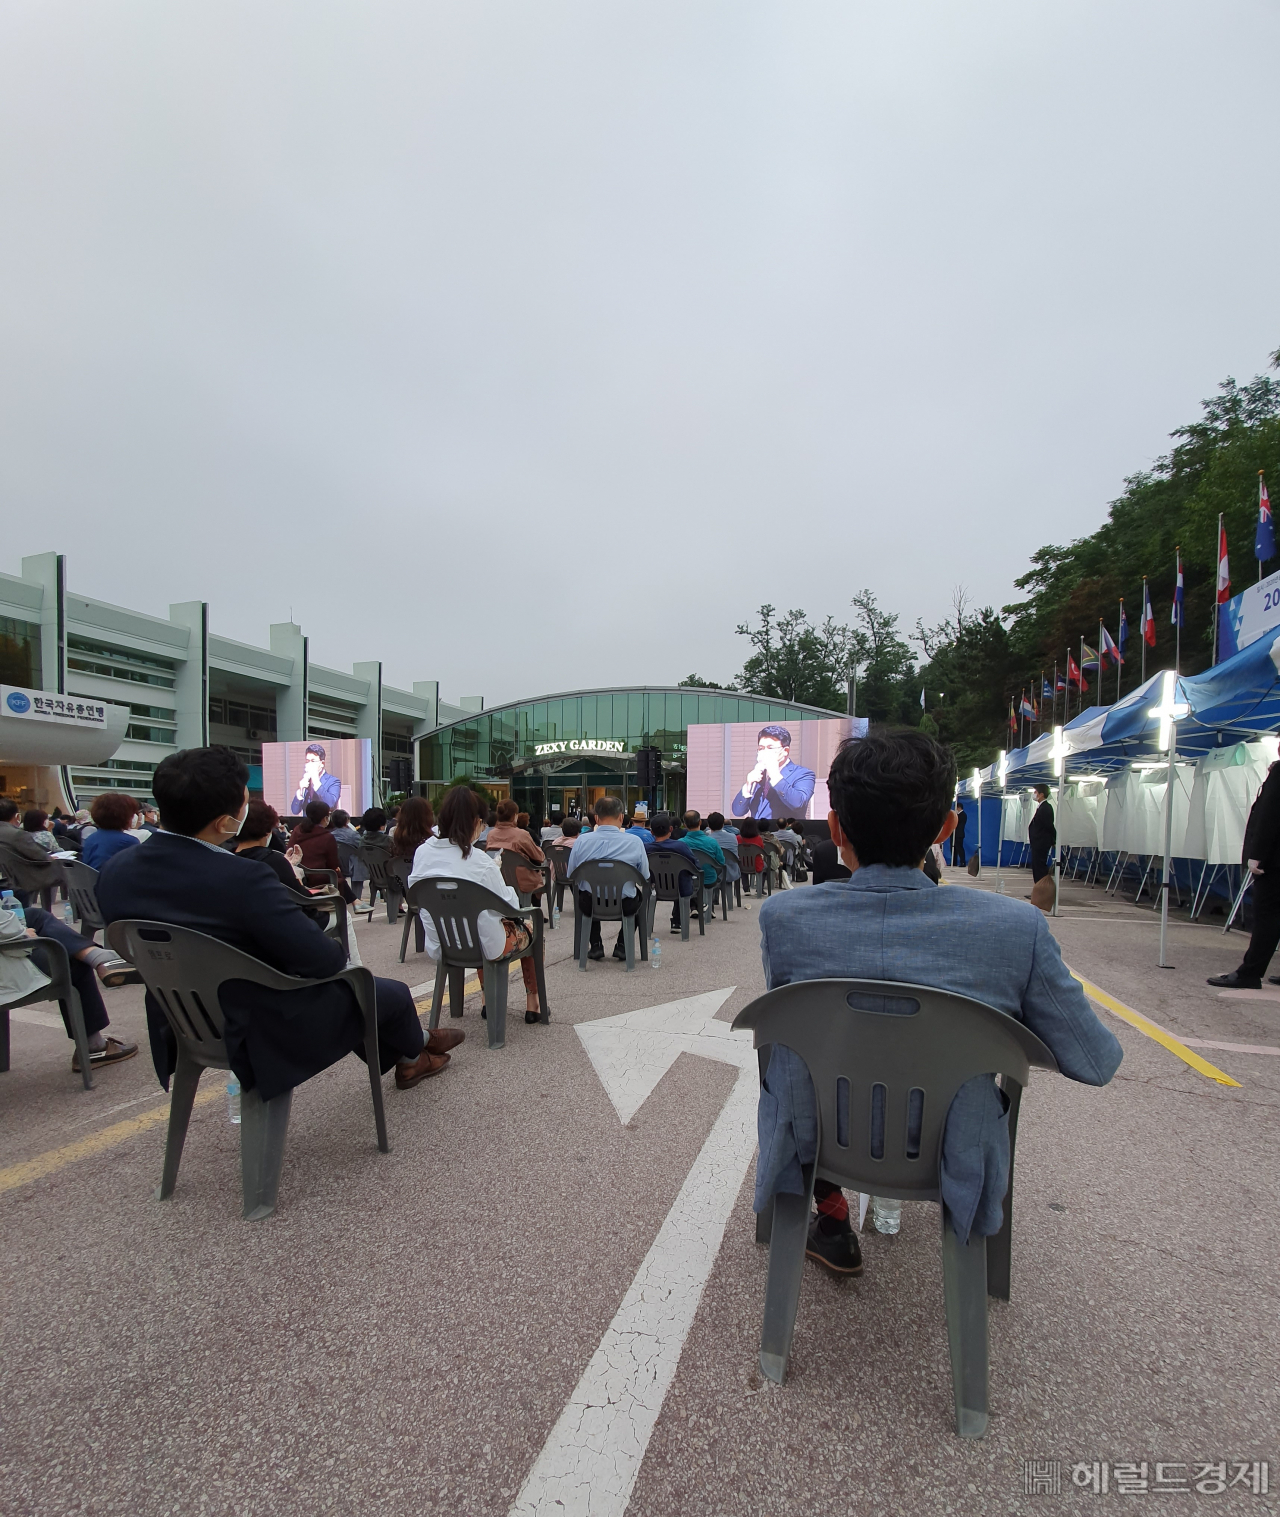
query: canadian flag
[{"left": 1217, "top": 521, "right": 1231, "bottom": 604}]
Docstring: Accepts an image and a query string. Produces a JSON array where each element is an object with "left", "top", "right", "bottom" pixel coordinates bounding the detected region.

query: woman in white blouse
[{"left": 407, "top": 786, "right": 543, "bottom": 1024}]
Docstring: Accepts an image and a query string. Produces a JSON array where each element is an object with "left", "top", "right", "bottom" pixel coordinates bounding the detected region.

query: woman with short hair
[{"left": 82, "top": 793, "right": 143, "bottom": 870}]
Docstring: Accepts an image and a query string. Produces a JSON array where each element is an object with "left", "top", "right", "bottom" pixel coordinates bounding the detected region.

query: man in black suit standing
[
  {"left": 96, "top": 745, "right": 459, "bottom": 1100},
  {"left": 1208, "top": 760, "right": 1280, "bottom": 989},
  {"left": 1027, "top": 783, "right": 1056, "bottom": 883},
  {"left": 951, "top": 804, "right": 967, "bottom": 867}
]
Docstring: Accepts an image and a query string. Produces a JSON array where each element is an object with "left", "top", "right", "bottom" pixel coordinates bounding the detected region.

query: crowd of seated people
[{"left": 94, "top": 745, "right": 457, "bottom": 1096}]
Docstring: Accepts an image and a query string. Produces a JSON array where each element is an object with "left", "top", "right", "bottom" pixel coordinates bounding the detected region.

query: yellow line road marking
[
  {"left": 0, "top": 1087, "right": 221, "bottom": 1195},
  {"left": 1070, "top": 972, "right": 1242, "bottom": 1088}
]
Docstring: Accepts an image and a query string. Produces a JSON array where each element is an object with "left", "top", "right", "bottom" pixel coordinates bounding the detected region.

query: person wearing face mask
[{"left": 95, "top": 745, "right": 454, "bottom": 1101}]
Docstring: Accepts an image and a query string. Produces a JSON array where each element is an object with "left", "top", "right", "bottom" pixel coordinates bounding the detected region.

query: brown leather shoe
[
  {"left": 426, "top": 1027, "right": 466, "bottom": 1055},
  {"left": 71, "top": 1036, "right": 139, "bottom": 1073},
  {"left": 395, "top": 1048, "right": 450, "bottom": 1089}
]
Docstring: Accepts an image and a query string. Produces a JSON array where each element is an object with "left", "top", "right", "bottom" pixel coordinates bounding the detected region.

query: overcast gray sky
[{"left": 2, "top": 1, "right": 1278, "bottom": 706}]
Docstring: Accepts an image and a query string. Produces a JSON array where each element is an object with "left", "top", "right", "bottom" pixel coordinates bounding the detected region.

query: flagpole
[
  {"left": 1098, "top": 618, "right": 1104, "bottom": 710},
  {"left": 1175, "top": 545, "right": 1182, "bottom": 676},
  {"left": 1079, "top": 637, "right": 1085, "bottom": 720},
  {"left": 1212, "top": 514, "right": 1222, "bottom": 667},
  {"left": 1052, "top": 659, "right": 1059, "bottom": 727},
  {"left": 1141, "top": 577, "right": 1148, "bottom": 685},
  {"left": 1116, "top": 599, "right": 1124, "bottom": 704}
]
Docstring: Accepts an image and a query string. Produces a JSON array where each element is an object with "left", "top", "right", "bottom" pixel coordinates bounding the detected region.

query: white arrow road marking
[{"left": 510, "top": 988, "right": 757, "bottom": 1517}]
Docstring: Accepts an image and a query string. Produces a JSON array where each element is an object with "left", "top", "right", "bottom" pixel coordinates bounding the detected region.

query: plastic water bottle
[
  {"left": 871, "top": 1196, "right": 902, "bottom": 1235},
  {"left": 650, "top": 935, "right": 661, "bottom": 969},
  {"left": 62, "top": 900, "right": 75, "bottom": 925},
  {"left": 2, "top": 891, "right": 25, "bottom": 927},
  {"left": 226, "top": 1077, "right": 241, "bottom": 1124},
  {"left": 551, "top": 898, "right": 560, "bottom": 928}
]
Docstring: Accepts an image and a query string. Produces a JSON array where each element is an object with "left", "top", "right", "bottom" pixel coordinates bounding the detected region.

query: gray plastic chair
[
  {"left": 490, "top": 848, "right": 546, "bottom": 917},
  {"left": 0, "top": 936, "right": 93, "bottom": 1090},
  {"left": 65, "top": 858, "right": 105, "bottom": 940},
  {"left": 546, "top": 846, "right": 574, "bottom": 927},
  {"left": 569, "top": 859, "right": 649, "bottom": 969},
  {"left": 737, "top": 842, "right": 769, "bottom": 897},
  {"left": 406, "top": 877, "right": 548, "bottom": 1049},
  {"left": 299, "top": 868, "right": 350, "bottom": 959},
  {"left": 360, "top": 838, "right": 404, "bottom": 922},
  {"left": 106, "top": 919, "right": 388, "bottom": 1220},
  {"left": 645, "top": 850, "right": 705, "bottom": 940},
  {"left": 732, "top": 977, "right": 1058, "bottom": 1439}
]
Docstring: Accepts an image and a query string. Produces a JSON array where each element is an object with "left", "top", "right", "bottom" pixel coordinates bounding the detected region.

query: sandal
[{"left": 95, "top": 956, "right": 142, "bottom": 988}]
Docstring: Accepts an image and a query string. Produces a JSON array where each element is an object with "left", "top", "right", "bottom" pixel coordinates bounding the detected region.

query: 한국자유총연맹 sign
[
  {"left": 533, "top": 739, "right": 627, "bottom": 757},
  {"left": 1, "top": 687, "right": 108, "bottom": 725}
]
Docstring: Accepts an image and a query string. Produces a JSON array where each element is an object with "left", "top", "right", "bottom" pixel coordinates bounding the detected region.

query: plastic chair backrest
[
  {"left": 106, "top": 919, "right": 373, "bottom": 1073},
  {"left": 569, "top": 858, "right": 647, "bottom": 920},
  {"left": 360, "top": 838, "right": 402, "bottom": 893},
  {"left": 65, "top": 859, "right": 104, "bottom": 931},
  {"left": 334, "top": 840, "right": 359, "bottom": 877},
  {"left": 547, "top": 845, "right": 574, "bottom": 885},
  {"left": 732, "top": 978, "right": 1058, "bottom": 1201},
  {"left": 406, "top": 877, "right": 517, "bottom": 968},
  {"left": 492, "top": 849, "right": 536, "bottom": 892},
  {"left": 738, "top": 842, "right": 765, "bottom": 874},
  {"left": 647, "top": 849, "right": 700, "bottom": 901}
]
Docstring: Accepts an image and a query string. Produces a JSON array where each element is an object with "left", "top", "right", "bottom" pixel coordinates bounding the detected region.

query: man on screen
[
  {"left": 290, "top": 742, "right": 342, "bottom": 814},
  {"left": 731, "top": 724, "right": 815, "bottom": 821}
]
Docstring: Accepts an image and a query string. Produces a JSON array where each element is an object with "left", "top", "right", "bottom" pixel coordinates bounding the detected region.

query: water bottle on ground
[
  {"left": 871, "top": 1196, "right": 902, "bottom": 1235},
  {"left": 3, "top": 891, "right": 26, "bottom": 928},
  {"left": 650, "top": 935, "right": 661, "bottom": 968},
  {"left": 63, "top": 900, "right": 75, "bottom": 925},
  {"left": 226, "top": 1077, "right": 241, "bottom": 1125}
]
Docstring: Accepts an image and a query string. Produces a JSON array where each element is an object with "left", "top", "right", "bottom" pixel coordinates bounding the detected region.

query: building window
[
  {"left": 67, "top": 655, "right": 175, "bottom": 689},
  {"left": 209, "top": 696, "right": 277, "bottom": 734},
  {"left": 0, "top": 617, "right": 42, "bottom": 689},
  {"left": 125, "top": 724, "right": 177, "bottom": 744}
]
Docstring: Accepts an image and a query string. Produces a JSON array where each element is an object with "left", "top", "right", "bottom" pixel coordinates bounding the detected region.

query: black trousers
[
  {"left": 1030, "top": 846, "right": 1051, "bottom": 883},
  {"left": 670, "top": 889, "right": 700, "bottom": 928},
  {"left": 1239, "top": 873, "right": 1280, "bottom": 981},
  {"left": 952, "top": 841, "right": 966, "bottom": 867},
  {"left": 361, "top": 976, "right": 426, "bottom": 1070},
  {"left": 24, "top": 905, "right": 110, "bottom": 1039},
  {"left": 577, "top": 889, "right": 640, "bottom": 949}
]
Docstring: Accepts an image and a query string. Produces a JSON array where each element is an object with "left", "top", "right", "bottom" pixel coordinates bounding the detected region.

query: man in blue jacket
[
  {"left": 731, "top": 724, "right": 815, "bottom": 821},
  {"left": 755, "top": 729, "right": 1122, "bottom": 1275},
  {"left": 97, "top": 745, "right": 459, "bottom": 1100},
  {"left": 290, "top": 742, "right": 342, "bottom": 814}
]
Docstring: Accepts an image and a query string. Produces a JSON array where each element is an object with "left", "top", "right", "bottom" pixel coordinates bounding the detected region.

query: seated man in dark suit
[
  {"left": 96, "top": 745, "right": 459, "bottom": 1102},
  {"left": 645, "top": 813, "right": 702, "bottom": 932}
]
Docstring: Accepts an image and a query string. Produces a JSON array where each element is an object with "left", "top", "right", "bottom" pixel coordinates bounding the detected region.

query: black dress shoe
[
  {"left": 587, "top": 944, "right": 605, "bottom": 961},
  {"left": 1206, "top": 971, "right": 1262, "bottom": 989},
  {"left": 805, "top": 1217, "right": 863, "bottom": 1275},
  {"left": 1267, "top": 976, "right": 1280, "bottom": 987}
]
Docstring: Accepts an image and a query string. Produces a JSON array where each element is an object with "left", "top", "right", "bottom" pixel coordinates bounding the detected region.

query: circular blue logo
[{"left": 6, "top": 691, "right": 30, "bottom": 714}]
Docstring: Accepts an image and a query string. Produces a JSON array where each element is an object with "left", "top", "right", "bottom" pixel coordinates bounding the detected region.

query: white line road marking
[
  {"left": 511, "top": 988, "right": 755, "bottom": 1517},
  {"left": 7, "top": 1006, "right": 65, "bottom": 1030},
  {"left": 1183, "top": 1037, "right": 1280, "bottom": 1057}
]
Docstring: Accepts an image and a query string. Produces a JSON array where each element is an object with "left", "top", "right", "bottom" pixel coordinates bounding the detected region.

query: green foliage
[
  {"left": 1005, "top": 352, "right": 1280, "bottom": 681},
  {"left": 916, "top": 607, "right": 1023, "bottom": 769},
  {"left": 677, "top": 673, "right": 734, "bottom": 689}
]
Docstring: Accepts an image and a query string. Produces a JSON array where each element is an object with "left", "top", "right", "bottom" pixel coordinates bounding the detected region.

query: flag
[
  {"left": 1081, "top": 641, "right": 1100, "bottom": 670},
  {"left": 1118, "top": 602, "right": 1128, "bottom": 655},
  {"left": 1171, "top": 551, "right": 1184, "bottom": 628},
  {"left": 1257, "top": 472, "right": 1275, "bottom": 564},
  {"left": 1008, "top": 701, "right": 1018, "bottom": 732},
  {"left": 1042, "top": 678, "right": 1054, "bottom": 698},
  {"left": 1018, "top": 694, "right": 1036, "bottom": 720},
  {"left": 1067, "top": 652, "right": 1088, "bottom": 691},
  {"left": 1142, "top": 579, "right": 1156, "bottom": 647},
  {"left": 1056, "top": 674, "right": 1067, "bottom": 692},
  {"left": 1217, "top": 520, "right": 1231, "bottom": 604},
  {"left": 919, "top": 688, "right": 926, "bottom": 710},
  {"left": 1101, "top": 625, "right": 1122, "bottom": 665}
]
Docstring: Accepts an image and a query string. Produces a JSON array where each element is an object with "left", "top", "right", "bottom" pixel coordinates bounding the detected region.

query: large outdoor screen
[
  {"left": 260, "top": 738, "right": 374, "bottom": 819},
  {"left": 685, "top": 717, "right": 867, "bottom": 822}
]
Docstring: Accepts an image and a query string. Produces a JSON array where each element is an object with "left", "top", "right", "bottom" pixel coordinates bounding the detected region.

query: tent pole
[
  {"left": 1052, "top": 756, "right": 1066, "bottom": 919},
  {"left": 1158, "top": 725, "right": 1177, "bottom": 969}
]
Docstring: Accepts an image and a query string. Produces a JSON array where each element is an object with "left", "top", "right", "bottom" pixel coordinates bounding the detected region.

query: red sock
[{"left": 814, "top": 1181, "right": 848, "bottom": 1224}]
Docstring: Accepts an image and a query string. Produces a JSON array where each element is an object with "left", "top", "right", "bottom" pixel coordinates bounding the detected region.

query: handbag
[{"left": 966, "top": 854, "right": 980, "bottom": 877}]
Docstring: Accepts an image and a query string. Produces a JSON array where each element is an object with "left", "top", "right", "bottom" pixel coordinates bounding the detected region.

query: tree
[
  {"left": 848, "top": 589, "right": 918, "bottom": 723},
  {"left": 734, "top": 604, "right": 861, "bottom": 710},
  {"left": 677, "top": 673, "right": 734, "bottom": 689}
]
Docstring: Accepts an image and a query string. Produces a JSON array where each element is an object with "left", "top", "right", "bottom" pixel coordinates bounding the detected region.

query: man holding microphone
[{"left": 731, "top": 724, "right": 816, "bottom": 822}]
